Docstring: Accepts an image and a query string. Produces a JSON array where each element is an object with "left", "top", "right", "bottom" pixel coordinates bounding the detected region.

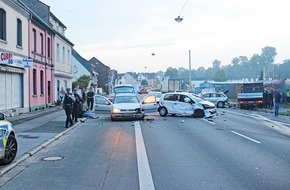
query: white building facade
[
  {"left": 49, "top": 13, "right": 74, "bottom": 101},
  {"left": 0, "top": 0, "right": 30, "bottom": 115}
]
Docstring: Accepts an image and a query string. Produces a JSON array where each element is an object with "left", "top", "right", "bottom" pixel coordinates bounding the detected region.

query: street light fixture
[{"left": 175, "top": 16, "right": 183, "bottom": 23}]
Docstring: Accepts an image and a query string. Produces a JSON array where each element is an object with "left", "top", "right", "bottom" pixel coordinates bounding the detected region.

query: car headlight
[{"left": 112, "top": 108, "right": 121, "bottom": 113}]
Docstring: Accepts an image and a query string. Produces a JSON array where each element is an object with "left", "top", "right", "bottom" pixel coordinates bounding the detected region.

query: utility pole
[{"left": 189, "top": 50, "right": 192, "bottom": 91}]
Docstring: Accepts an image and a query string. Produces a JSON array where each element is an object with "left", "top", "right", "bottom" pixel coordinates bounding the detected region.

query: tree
[
  {"left": 212, "top": 59, "right": 221, "bottom": 73},
  {"left": 279, "top": 59, "right": 290, "bottom": 78},
  {"left": 165, "top": 67, "right": 179, "bottom": 79},
  {"left": 212, "top": 69, "right": 226, "bottom": 82},
  {"left": 72, "top": 75, "right": 91, "bottom": 89},
  {"left": 260, "top": 46, "right": 277, "bottom": 79}
]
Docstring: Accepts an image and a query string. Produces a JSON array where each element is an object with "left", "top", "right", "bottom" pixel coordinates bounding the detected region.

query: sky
[{"left": 41, "top": 0, "right": 290, "bottom": 73}]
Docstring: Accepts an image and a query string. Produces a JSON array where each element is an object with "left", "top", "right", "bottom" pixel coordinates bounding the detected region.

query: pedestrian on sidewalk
[
  {"left": 61, "top": 88, "right": 75, "bottom": 128},
  {"left": 72, "top": 88, "right": 84, "bottom": 122},
  {"left": 274, "top": 89, "right": 282, "bottom": 116},
  {"left": 286, "top": 89, "right": 290, "bottom": 103},
  {"left": 86, "top": 87, "right": 95, "bottom": 111}
]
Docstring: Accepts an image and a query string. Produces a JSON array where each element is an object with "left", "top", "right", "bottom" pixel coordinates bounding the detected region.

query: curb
[{"left": 0, "top": 118, "right": 88, "bottom": 176}]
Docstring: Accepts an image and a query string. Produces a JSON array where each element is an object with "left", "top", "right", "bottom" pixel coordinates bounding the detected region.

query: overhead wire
[
  {"left": 178, "top": 0, "right": 189, "bottom": 16},
  {"left": 151, "top": 0, "right": 189, "bottom": 56}
]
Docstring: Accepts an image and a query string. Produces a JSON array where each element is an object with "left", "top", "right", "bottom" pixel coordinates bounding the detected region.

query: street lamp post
[{"left": 188, "top": 50, "right": 192, "bottom": 91}]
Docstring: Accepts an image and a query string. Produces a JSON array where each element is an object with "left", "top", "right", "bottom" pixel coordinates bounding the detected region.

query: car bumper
[{"left": 205, "top": 108, "right": 217, "bottom": 117}]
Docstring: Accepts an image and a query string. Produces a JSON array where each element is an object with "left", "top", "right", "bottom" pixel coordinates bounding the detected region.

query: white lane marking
[
  {"left": 134, "top": 121, "right": 155, "bottom": 190},
  {"left": 226, "top": 110, "right": 290, "bottom": 136},
  {"left": 202, "top": 118, "right": 216, "bottom": 125},
  {"left": 231, "top": 130, "right": 261, "bottom": 144}
]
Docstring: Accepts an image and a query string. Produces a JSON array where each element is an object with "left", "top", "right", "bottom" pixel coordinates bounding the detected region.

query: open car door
[
  {"left": 94, "top": 95, "right": 112, "bottom": 114},
  {"left": 141, "top": 95, "right": 158, "bottom": 113}
]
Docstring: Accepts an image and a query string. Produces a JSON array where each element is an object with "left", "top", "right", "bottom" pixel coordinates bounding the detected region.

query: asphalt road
[{"left": 0, "top": 109, "right": 289, "bottom": 190}]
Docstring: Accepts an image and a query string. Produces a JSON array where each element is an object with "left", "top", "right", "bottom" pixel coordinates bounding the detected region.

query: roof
[{"left": 72, "top": 49, "right": 94, "bottom": 73}]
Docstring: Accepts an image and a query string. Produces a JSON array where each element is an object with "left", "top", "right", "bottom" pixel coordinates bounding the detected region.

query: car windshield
[
  {"left": 190, "top": 94, "right": 204, "bottom": 103},
  {"left": 243, "top": 83, "right": 264, "bottom": 93},
  {"left": 113, "top": 86, "right": 135, "bottom": 94},
  {"left": 149, "top": 92, "right": 162, "bottom": 98},
  {"left": 114, "top": 95, "right": 139, "bottom": 104}
]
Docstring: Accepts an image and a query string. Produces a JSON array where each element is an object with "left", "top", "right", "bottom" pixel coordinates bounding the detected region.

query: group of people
[
  {"left": 61, "top": 86, "right": 95, "bottom": 128},
  {"left": 263, "top": 86, "right": 284, "bottom": 117}
]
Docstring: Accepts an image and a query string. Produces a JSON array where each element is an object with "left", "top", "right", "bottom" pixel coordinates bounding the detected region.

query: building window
[
  {"left": 47, "top": 38, "right": 51, "bottom": 57},
  {"left": 17, "top": 19, "right": 22, "bottom": 46},
  {"left": 62, "top": 47, "right": 65, "bottom": 63},
  {"left": 32, "top": 29, "right": 36, "bottom": 52},
  {"left": 57, "top": 80, "right": 60, "bottom": 92},
  {"left": 33, "top": 69, "right": 37, "bottom": 95},
  {"left": 0, "top": 8, "right": 6, "bottom": 41},
  {"left": 64, "top": 80, "right": 67, "bottom": 90},
  {"left": 40, "top": 70, "right": 44, "bottom": 94},
  {"left": 67, "top": 50, "right": 70, "bottom": 65},
  {"left": 40, "top": 33, "right": 44, "bottom": 55},
  {"left": 56, "top": 43, "right": 60, "bottom": 61}
]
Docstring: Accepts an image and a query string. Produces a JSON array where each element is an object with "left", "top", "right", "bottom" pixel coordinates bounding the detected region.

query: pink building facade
[{"left": 28, "top": 18, "right": 55, "bottom": 111}]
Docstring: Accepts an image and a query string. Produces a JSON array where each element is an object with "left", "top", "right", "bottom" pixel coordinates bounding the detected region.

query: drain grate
[{"left": 42, "top": 156, "right": 63, "bottom": 161}]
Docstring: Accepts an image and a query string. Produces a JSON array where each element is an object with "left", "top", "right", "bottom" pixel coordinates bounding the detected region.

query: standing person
[
  {"left": 274, "top": 89, "right": 282, "bottom": 116},
  {"left": 59, "top": 87, "right": 66, "bottom": 101},
  {"left": 72, "top": 88, "right": 84, "bottom": 122},
  {"left": 61, "top": 88, "right": 75, "bottom": 128},
  {"left": 86, "top": 87, "right": 95, "bottom": 111},
  {"left": 81, "top": 87, "right": 87, "bottom": 103},
  {"left": 286, "top": 89, "right": 290, "bottom": 104}
]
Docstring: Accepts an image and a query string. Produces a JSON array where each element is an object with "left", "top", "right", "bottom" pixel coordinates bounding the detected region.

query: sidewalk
[
  {"left": 0, "top": 107, "right": 86, "bottom": 175},
  {"left": 7, "top": 106, "right": 61, "bottom": 125},
  {"left": 229, "top": 101, "right": 290, "bottom": 123}
]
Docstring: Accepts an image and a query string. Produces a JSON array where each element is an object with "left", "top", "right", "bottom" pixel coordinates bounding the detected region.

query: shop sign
[
  {"left": 0, "top": 52, "right": 33, "bottom": 68},
  {"left": 0, "top": 52, "right": 13, "bottom": 64}
]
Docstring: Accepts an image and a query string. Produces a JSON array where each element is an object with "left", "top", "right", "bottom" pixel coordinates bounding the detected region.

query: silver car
[
  {"left": 0, "top": 113, "right": 18, "bottom": 165},
  {"left": 158, "top": 92, "right": 216, "bottom": 118},
  {"left": 94, "top": 94, "right": 158, "bottom": 121},
  {"left": 199, "top": 92, "right": 229, "bottom": 108}
]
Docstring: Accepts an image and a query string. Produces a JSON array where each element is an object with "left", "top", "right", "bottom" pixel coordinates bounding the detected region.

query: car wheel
[
  {"left": 159, "top": 107, "right": 168, "bottom": 117},
  {"left": 0, "top": 135, "right": 18, "bottom": 165},
  {"left": 194, "top": 109, "right": 205, "bottom": 118},
  {"left": 217, "top": 101, "right": 224, "bottom": 108},
  {"left": 111, "top": 116, "right": 116, "bottom": 121}
]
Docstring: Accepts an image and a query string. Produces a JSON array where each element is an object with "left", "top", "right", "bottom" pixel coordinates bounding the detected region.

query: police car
[{"left": 0, "top": 113, "right": 18, "bottom": 165}]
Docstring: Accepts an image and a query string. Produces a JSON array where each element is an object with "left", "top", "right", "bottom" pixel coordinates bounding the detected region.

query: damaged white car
[{"left": 158, "top": 92, "right": 216, "bottom": 118}]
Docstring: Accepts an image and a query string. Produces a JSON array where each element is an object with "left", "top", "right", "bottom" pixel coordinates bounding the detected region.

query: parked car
[
  {"left": 198, "top": 92, "right": 229, "bottom": 108},
  {"left": 158, "top": 92, "right": 216, "bottom": 118},
  {"left": 94, "top": 94, "right": 158, "bottom": 121},
  {"left": 0, "top": 113, "right": 18, "bottom": 165}
]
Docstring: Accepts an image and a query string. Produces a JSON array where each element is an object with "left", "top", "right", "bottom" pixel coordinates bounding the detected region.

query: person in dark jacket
[
  {"left": 72, "top": 88, "right": 84, "bottom": 122},
  {"left": 86, "top": 87, "right": 95, "bottom": 111},
  {"left": 274, "top": 90, "right": 282, "bottom": 116},
  {"left": 61, "top": 88, "right": 75, "bottom": 128}
]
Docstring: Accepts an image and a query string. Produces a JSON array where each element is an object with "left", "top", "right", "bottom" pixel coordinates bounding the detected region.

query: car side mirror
[{"left": 0, "top": 113, "right": 6, "bottom": 120}]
